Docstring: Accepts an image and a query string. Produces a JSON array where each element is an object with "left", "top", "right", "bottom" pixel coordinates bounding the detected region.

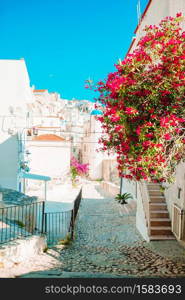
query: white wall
[
  {"left": 121, "top": 178, "right": 149, "bottom": 241},
  {"left": 27, "top": 141, "right": 71, "bottom": 178},
  {"left": 0, "top": 59, "right": 33, "bottom": 191},
  {"left": 136, "top": 183, "right": 150, "bottom": 242},
  {"left": 102, "top": 158, "right": 119, "bottom": 185},
  {"left": 0, "top": 134, "right": 18, "bottom": 190},
  {"left": 0, "top": 59, "right": 34, "bottom": 115},
  {"left": 164, "top": 162, "right": 185, "bottom": 217},
  {"left": 130, "top": 0, "right": 185, "bottom": 53},
  {"left": 82, "top": 116, "right": 106, "bottom": 180}
]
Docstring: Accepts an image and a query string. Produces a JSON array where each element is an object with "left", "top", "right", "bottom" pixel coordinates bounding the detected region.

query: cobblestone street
[{"left": 21, "top": 182, "right": 185, "bottom": 278}]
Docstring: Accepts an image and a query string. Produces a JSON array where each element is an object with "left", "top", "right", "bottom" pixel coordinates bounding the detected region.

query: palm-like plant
[{"left": 115, "top": 193, "right": 133, "bottom": 205}]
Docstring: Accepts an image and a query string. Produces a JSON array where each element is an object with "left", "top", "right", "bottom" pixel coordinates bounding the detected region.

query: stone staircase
[{"left": 147, "top": 183, "right": 175, "bottom": 241}]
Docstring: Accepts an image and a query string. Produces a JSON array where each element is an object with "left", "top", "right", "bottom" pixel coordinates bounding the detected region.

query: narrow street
[{"left": 20, "top": 182, "right": 185, "bottom": 278}]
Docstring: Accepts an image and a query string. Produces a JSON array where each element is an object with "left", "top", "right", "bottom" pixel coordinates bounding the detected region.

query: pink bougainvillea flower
[
  {"left": 163, "top": 133, "right": 172, "bottom": 140},
  {"left": 136, "top": 126, "right": 141, "bottom": 135},
  {"left": 110, "top": 115, "right": 121, "bottom": 122},
  {"left": 91, "top": 14, "right": 185, "bottom": 183},
  {"left": 125, "top": 107, "right": 138, "bottom": 115},
  {"left": 155, "top": 144, "right": 163, "bottom": 148},
  {"left": 115, "top": 125, "right": 124, "bottom": 132},
  {"left": 142, "top": 140, "right": 152, "bottom": 148},
  {"left": 176, "top": 12, "right": 182, "bottom": 17},
  {"left": 145, "top": 133, "right": 154, "bottom": 138}
]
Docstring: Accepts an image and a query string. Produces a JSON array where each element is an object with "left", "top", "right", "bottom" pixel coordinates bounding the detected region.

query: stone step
[
  {"left": 149, "top": 196, "right": 166, "bottom": 203},
  {"left": 148, "top": 190, "right": 164, "bottom": 196},
  {"left": 149, "top": 235, "right": 176, "bottom": 241},
  {"left": 150, "top": 218, "right": 171, "bottom": 227},
  {"left": 147, "top": 182, "right": 161, "bottom": 186},
  {"left": 150, "top": 211, "right": 169, "bottom": 218},
  {"left": 150, "top": 203, "right": 167, "bottom": 211},
  {"left": 147, "top": 186, "right": 161, "bottom": 191},
  {"left": 150, "top": 226, "right": 172, "bottom": 236}
]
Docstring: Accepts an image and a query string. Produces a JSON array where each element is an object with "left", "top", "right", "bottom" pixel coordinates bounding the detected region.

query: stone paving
[{"left": 21, "top": 182, "right": 185, "bottom": 278}]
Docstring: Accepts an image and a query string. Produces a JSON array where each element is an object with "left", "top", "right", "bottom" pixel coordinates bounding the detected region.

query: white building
[
  {"left": 61, "top": 100, "right": 93, "bottom": 159},
  {"left": 128, "top": 0, "right": 185, "bottom": 55},
  {"left": 0, "top": 59, "right": 34, "bottom": 191},
  {"left": 82, "top": 109, "right": 104, "bottom": 180},
  {"left": 27, "top": 134, "right": 71, "bottom": 180}
]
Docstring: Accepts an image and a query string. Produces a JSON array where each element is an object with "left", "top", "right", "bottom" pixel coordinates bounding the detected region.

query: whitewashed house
[
  {"left": 24, "top": 89, "right": 72, "bottom": 189},
  {"left": 82, "top": 109, "right": 104, "bottom": 180},
  {"left": 27, "top": 133, "right": 71, "bottom": 179},
  {"left": 81, "top": 106, "right": 119, "bottom": 193},
  {"left": 0, "top": 59, "right": 34, "bottom": 191},
  {"left": 63, "top": 100, "right": 93, "bottom": 160}
]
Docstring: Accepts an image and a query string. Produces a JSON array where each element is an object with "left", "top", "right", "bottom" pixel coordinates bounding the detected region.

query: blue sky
[{"left": 0, "top": 0, "right": 148, "bottom": 101}]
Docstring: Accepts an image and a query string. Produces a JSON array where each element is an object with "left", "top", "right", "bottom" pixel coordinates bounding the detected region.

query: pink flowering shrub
[
  {"left": 89, "top": 14, "right": 185, "bottom": 183},
  {"left": 70, "top": 156, "right": 89, "bottom": 183}
]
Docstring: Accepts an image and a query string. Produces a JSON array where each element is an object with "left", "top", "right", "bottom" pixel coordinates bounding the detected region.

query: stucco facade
[
  {"left": 164, "top": 162, "right": 185, "bottom": 216},
  {"left": 82, "top": 115, "right": 104, "bottom": 180},
  {"left": 0, "top": 59, "right": 33, "bottom": 191},
  {"left": 0, "top": 135, "right": 19, "bottom": 190},
  {"left": 129, "top": 0, "right": 185, "bottom": 54},
  {"left": 27, "top": 138, "right": 71, "bottom": 180}
]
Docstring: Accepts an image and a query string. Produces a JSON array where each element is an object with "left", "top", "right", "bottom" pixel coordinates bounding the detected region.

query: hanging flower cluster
[
  {"left": 70, "top": 156, "right": 89, "bottom": 184},
  {"left": 95, "top": 13, "right": 185, "bottom": 183}
]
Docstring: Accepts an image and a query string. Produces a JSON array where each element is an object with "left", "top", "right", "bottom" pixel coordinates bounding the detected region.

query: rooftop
[
  {"left": 33, "top": 89, "right": 48, "bottom": 93},
  {"left": 33, "top": 134, "right": 66, "bottom": 141}
]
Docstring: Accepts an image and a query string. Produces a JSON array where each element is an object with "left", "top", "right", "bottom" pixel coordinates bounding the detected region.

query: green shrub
[{"left": 115, "top": 193, "right": 133, "bottom": 204}]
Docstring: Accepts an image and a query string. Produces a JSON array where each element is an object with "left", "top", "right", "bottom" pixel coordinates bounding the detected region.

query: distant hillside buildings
[{"left": 0, "top": 58, "right": 116, "bottom": 195}]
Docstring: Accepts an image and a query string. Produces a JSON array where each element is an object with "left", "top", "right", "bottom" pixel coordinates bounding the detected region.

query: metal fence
[
  {"left": 44, "top": 210, "right": 72, "bottom": 245},
  {"left": 70, "top": 187, "right": 82, "bottom": 240},
  {"left": 0, "top": 201, "right": 45, "bottom": 244},
  {"left": 44, "top": 188, "right": 82, "bottom": 245},
  {"left": 0, "top": 188, "right": 82, "bottom": 246}
]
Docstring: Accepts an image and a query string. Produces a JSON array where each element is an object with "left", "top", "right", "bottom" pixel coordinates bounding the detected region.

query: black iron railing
[
  {"left": 44, "top": 210, "right": 71, "bottom": 245},
  {"left": 0, "top": 188, "right": 82, "bottom": 246},
  {"left": 44, "top": 188, "right": 82, "bottom": 245},
  {"left": 0, "top": 201, "right": 45, "bottom": 244},
  {"left": 69, "top": 188, "right": 82, "bottom": 240}
]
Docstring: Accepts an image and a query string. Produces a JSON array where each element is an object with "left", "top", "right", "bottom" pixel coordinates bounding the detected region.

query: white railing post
[{"left": 138, "top": 181, "right": 151, "bottom": 236}]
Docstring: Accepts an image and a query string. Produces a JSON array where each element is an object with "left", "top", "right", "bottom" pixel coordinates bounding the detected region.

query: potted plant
[{"left": 115, "top": 193, "right": 133, "bottom": 205}]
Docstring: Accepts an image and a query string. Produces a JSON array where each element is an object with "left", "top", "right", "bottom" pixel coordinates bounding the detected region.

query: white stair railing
[{"left": 138, "top": 181, "right": 151, "bottom": 236}]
